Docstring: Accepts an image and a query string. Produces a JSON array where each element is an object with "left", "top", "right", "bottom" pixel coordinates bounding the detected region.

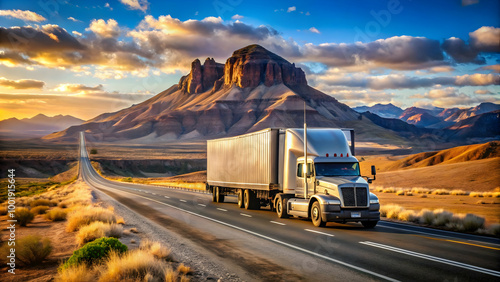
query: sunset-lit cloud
[
  {"left": 87, "top": 19, "right": 121, "bottom": 38},
  {"left": 0, "top": 77, "right": 45, "bottom": 89},
  {"left": 0, "top": 9, "right": 46, "bottom": 22},
  {"left": 119, "top": 0, "right": 149, "bottom": 12},
  {"left": 54, "top": 83, "right": 104, "bottom": 94}
]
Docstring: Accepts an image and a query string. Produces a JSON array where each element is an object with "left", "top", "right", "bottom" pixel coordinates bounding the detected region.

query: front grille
[{"left": 341, "top": 187, "right": 368, "bottom": 207}]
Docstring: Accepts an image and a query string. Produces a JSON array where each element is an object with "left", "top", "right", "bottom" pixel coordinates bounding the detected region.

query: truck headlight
[
  {"left": 326, "top": 199, "right": 341, "bottom": 205},
  {"left": 370, "top": 198, "right": 379, "bottom": 204}
]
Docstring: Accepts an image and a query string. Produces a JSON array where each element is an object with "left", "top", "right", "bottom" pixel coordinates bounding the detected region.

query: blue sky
[{"left": 0, "top": 0, "right": 498, "bottom": 119}]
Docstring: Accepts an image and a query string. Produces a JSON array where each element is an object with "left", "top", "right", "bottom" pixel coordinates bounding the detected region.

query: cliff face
[
  {"left": 224, "top": 44, "right": 306, "bottom": 88},
  {"left": 179, "top": 45, "right": 307, "bottom": 94},
  {"left": 178, "top": 58, "right": 224, "bottom": 94}
]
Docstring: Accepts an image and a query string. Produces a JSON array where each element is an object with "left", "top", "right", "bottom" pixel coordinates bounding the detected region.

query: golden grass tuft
[
  {"left": 395, "top": 190, "right": 405, "bottom": 196},
  {"left": 130, "top": 227, "right": 139, "bottom": 233},
  {"left": 66, "top": 206, "right": 117, "bottom": 232},
  {"left": 30, "top": 199, "right": 54, "bottom": 207},
  {"left": 31, "top": 205, "right": 50, "bottom": 215},
  {"left": 177, "top": 263, "right": 192, "bottom": 275},
  {"left": 76, "top": 222, "right": 123, "bottom": 246},
  {"left": 380, "top": 204, "right": 404, "bottom": 219},
  {"left": 45, "top": 207, "right": 67, "bottom": 221},
  {"left": 450, "top": 189, "right": 469, "bottom": 196},
  {"left": 98, "top": 250, "right": 166, "bottom": 281},
  {"left": 140, "top": 239, "right": 171, "bottom": 260},
  {"left": 56, "top": 264, "right": 96, "bottom": 282}
]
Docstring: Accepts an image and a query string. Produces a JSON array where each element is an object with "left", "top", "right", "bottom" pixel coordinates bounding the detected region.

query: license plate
[{"left": 351, "top": 212, "right": 361, "bottom": 218}]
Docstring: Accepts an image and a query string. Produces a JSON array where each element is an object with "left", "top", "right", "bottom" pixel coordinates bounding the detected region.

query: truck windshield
[{"left": 315, "top": 163, "right": 360, "bottom": 177}]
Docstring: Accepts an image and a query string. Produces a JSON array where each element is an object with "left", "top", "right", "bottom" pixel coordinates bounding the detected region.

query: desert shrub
[
  {"left": 461, "top": 214, "right": 485, "bottom": 232},
  {"left": 397, "top": 210, "right": 418, "bottom": 222},
  {"left": 56, "top": 264, "right": 96, "bottom": 282},
  {"left": 411, "top": 187, "right": 431, "bottom": 194},
  {"left": 66, "top": 206, "right": 116, "bottom": 232},
  {"left": 419, "top": 194, "right": 427, "bottom": 198},
  {"left": 0, "top": 205, "right": 8, "bottom": 215},
  {"left": 1, "top": 235, "right": 52, "bottom": 266},
  {"left": 16, "top": 207, "right": 34, "bottom": 226},
  {"left": 66, "top": 206, "right": 117, "bottom": 232},
  {"left": 380, "top": 204, "right": 403, "bottom": 219},
  {"left": 31, "top": 205, "right": 50, "bottom": 215},
  {"left": 469, "top": 192, "right": 483, "bottom": 197},
  {"left": 382, "top": 187, "right": 396, "bottom": 193},
  {"left": 90, "top": 149, "right": 98, "bottom": 154},
  {"left": 45, "top": 208, "right": 67, "bottom": 221},
  {"left": 140, "top": 240, "right": 171, "bottom": 259},
  {"left": 432, "top": 209, "right": 453, "bottom": 226},
  {"left": 62, "top": 237, "right": 127, "bottom": 269},
  {"left": 30, "top": 199, "right": 53, "bottom": 207},
  {"left": 487, "top": 224, "right": 500, "bottom": 237},
  {"left": 395, "top": 190, "right": 405, "bottom": 196},
  {"left": 431, "top": 189, "right": 449, "bottom": 195},
  {"left": 419, "top": 209, "right": 434, "bottom": 225},
  {"left": 177, "top": 263, "right": 192, "bottom": 275},
  {"left": 450, "top": 190, "right": 469, "bottom": 196},
  {"left": 76, "top": 222, "right": 123, "bottom": 246}
]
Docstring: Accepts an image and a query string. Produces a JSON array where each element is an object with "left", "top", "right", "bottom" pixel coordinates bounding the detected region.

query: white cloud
[
  {"left": 68, "top": 17, "right": 82, "bottom": 22},
  {"left": 287, "top": 6, "right": 296, "bottom": 12},
  {"left": 474, "top": 89, "right": 493, "bottom": 95},
  {"left": 232, "top": 14, "right": 244, "bottom": 20},
  {"left": 470, "top": 26, "right": 500, "bottom": 52},
  {"left": 0, "top": 9, "right": 46, "bottom": 22},
  {"left": 309, "top": 27, "right": 320, "bottom": 34},
  {"left": 87, "top": 19, "right": 121, "bottom": 38},
  {"left": 119, "top": 0, "right": 149, "bottom": 12}
]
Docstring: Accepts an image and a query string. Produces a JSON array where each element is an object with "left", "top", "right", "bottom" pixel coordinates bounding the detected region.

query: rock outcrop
[
  {"left": 179, "top": 58, "right": 224, "bottom": 94},
  {"left": 224, "top": 44, "right": 306, "bottom": 88}
]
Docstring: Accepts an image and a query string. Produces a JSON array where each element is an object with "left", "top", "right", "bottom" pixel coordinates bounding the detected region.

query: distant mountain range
[
  {"left": 354, "top": 102, "right": 500, "bottom": 129},
  {"left": 41, "top": 45, "right": 499, "bottom": 145},
  {"left": 0, "top": 114, "right": 84, "bottom": 139}
]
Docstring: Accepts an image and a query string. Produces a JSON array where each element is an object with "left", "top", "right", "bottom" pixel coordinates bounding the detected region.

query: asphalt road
[{"left": 78, "top": 132, "right": 500, "bottom": 281}]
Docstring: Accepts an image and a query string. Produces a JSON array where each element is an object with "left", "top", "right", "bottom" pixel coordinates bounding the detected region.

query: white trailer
[{"left": 206, "top": 128, "right": 380, "bottom": 228}]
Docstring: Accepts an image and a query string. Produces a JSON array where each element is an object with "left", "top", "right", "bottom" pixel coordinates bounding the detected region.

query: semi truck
[{"left": 206, "top": 128, "right": 380, "bottom": 228}]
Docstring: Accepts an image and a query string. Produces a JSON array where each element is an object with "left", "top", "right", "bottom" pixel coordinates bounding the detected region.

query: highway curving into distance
[{"left": 78, "top": 132, "right": 500, "bottom": 281}]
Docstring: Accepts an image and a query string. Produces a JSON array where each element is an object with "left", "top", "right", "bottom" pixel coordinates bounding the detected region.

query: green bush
[
  {"left": 30, "top": 199, "right": 53, "bottom": 207},
  {"left": 31, "top": 205, "right": 50, "bottom": 215},
  {"left": 62, "top": 237, "right": 127, "bottom": 270},
  {"left": 16, "top": 207, "right": 35, "bottom": 226},
  {"left": 45, "top": 208, "right": 67, "bottom": 221},
  {"left": 0, "top": 235, "right": 52, "bottom": 266},
  {"left": 90, "top": 149, "right": 98, "bottom": 154}
]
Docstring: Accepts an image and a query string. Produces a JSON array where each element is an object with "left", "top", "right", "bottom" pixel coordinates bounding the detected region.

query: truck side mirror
[{"left": 371, "top": 165, "right": 376, "bottom": 176}]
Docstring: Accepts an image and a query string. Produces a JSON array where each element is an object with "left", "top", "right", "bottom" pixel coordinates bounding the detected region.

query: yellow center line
[{"left": 414, "top": 235, "right": 500, "bottom": 251}]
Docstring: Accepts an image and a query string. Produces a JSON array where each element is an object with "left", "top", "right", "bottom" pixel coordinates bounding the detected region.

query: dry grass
[
  {"left": 98, "top": 250, "right": 167, "bottom": 281},
  {"left": 0, "top": 235, "right": 53, "bottom": 266},
  {"left": 30, "top": 199, "right": 54, "bottom": 207},
  {"left": 140, "top": 239, "right": 171, "bottom": 260},
  {"left": 395, "top": 190, "right": 405, "bottom": 196},
  {"left": 177, "top": 263, "right": 191, "bottom": 275},
  {"left": 31, "top": 205, "right": 50, "bottom": 214},
  {"left": 45, "top": 207, "right": 67, "bottom": 221},
  {"left": 380, "top": 204, "right": 488, "bottom": 233},
  {"left": 130, "top": 227, "right": 138, "bottom": 233},
  {"left": 56, "top": 264, "right": 97, "bottom": 282},
  {"left": 76, "top": 222, "right": 123, "bottom": 246},
  {"left": 66, "top": 206, "right": 117, "bottom": 232},
  {"left": 16, "top": 207, "right": 35, "bottom": 226}
]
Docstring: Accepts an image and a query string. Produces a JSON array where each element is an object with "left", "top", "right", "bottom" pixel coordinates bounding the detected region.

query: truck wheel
[
  {"left": 311, "top": 202, "right": 326, "bottom": 227},
  {"left": 237, "top": 189, "right": 244, "bottom": 208},
  {"left": 211, "top": 187, "right": 217, "bottom": 202},
  {"left": 362, "top": 221, "right": 378, "bottom": 229},
  {"left": 276, "top": 195, "right": 288, "bottom": 218},
  {"left": 244, "top": 189, "right": 253, "bottom": 210},
  {"left": 215, "top": 187, "right": 224, "bottom": 203}
]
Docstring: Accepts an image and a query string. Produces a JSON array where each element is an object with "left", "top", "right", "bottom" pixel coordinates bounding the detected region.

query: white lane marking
[
  {"left": 305, "top": 229, "right": 335, "bottom": 237},
  {"left": 179, "top": 199, "right": 187, "bottom": 203},
  {"left": 164, "top": 196, "right": 170, "bottom": 198},
  {"left": 198, "top": 204, "right": 206, "bottom": 207},
  {"left": 270, "top": 221, "right": 286, "bottom": 226},
  {"left": 240, "top": 213, "right": 252, "bottom": 217},
  {"left": 360, "top": 241, "right": 500, "bottom": 278},
  {"left": 378, "top": 222, "right": 500, "bottom": 248},
  {"left": 217, "top": 208, "right": 227, "bottom": 212}
]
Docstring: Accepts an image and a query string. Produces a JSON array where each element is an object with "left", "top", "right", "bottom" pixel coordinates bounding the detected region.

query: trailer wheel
[
  {"left": 276, "top": 195, "right": 288, "bottom": 218},
  {"left": 211, "top": 187, "right": 217, "bottom": 202},
  {"left": 237, "top": 189, "right": 244, "bottom": 208},
  {"left": 362, "top": 221, "right": 378, "bottom": 229},
  {"left": 244, "top": 189, "right": 253, "bottom": 209},
  {"left": 311, "top": 202, "right": 326, "bottom": 227},
  {"left": 215, "top": 187, "right": 225, "bottom": 203}
]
